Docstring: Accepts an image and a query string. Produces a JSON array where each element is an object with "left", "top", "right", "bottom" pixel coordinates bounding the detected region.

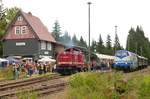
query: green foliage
[
  {"left": 66, "top": 72, "right": 150, "bottom": 99},
  {"left": 96, "top": 34, "right": 105, "bottom": 54},
  {"left": 126, "top": 26, "right": 150, "bottom": 63},
  {"left": 60, "top": 31, "right": 71, "bottom": 46},
  {"left": 0, "top": 7, "right": 19, "bottom": 56},
  {"left": 78, "top": 36, "right": 87, "bottom": 48},
  {"left": 72, "top": 34, "right": 79, "bottom": 46},
  {"left": 52, "top": 20, "right": 61, "bottom": 41},
  {"left": 105, "top": 34, "right": 113, "bottom": 55},
  {"left": 66, "top": 72, "right": 125, "bottom": 99},
  {"left": 91, "top": 40, "right": 97, "bottom": 52},
  {"left": 114, "top": 33, "right": 121, "bottom": 51}
]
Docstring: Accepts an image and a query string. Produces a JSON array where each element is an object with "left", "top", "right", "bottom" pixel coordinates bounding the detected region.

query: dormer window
[{"left": 17, "top": 16, "right": 23, "bottom": 21}]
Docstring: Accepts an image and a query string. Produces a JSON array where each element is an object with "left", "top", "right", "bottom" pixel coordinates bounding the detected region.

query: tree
[
  {"left": 0, "top": 7, "right": 19, "bottom": 56},
  {"left": 126, "top": 26, "right": 150, "bottom": 63},
  {"left": 78, "top": 36, "right": 87, "bottom": 48},
  {"left": 114, "top": 33, "right": 121, "bottom": 51},
  {"left": 72, "top": 34, "right": 79, "bottom": 46},
  {"left": 60, "top": 31, "right": 71, "bottom": 46},
  {"left": 0, "top": 7, "right": 19, "bottom": 38},
  {"left": 96, "top": 34, "right": 105, "bottom": 54},
  {"left": 52, "top": 20, "right": 61, "bottom": 41},
  {"left": 91, "top": 40, "right": 97, "bottom": 52},
  {"left": 126, "top": 27, "right": 136, "bottom": 52},
  {"left": 105, "top": 34, "right": 113, "bottom": 55}
]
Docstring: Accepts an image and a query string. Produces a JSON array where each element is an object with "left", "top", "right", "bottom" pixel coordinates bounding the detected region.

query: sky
[{"left": 2, "top": 0, "right": 150, "bottom": 48}]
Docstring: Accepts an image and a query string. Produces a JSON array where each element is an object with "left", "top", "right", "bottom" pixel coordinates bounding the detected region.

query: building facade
[{"left": 2, "top": 10, "right": 64, "bottom": 59}]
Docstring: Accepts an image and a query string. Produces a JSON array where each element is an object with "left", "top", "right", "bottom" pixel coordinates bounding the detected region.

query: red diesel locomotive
[{"left": 56, "top": 47, "right": 88, "bottom": 74}]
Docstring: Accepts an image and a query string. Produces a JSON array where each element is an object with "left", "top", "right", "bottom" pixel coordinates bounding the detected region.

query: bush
[
  {"left": 66, "top": 72, "right": 125, "bottom": 99},
  {"left": 66, "top": 72, "right": 150, "bottom": 99}
]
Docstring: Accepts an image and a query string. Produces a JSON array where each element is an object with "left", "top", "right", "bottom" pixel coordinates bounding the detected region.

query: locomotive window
[
  {"left": 115, "top": 51, "right": 128, "bottom": 56},
  {"left": 74, "top": 51, "right": 79, "bottom": 55}
]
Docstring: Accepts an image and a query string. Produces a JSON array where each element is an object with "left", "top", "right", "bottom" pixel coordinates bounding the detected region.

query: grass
[
  {"left": 0, "top": 66, "right": 58, "bottom": 81},
  {"left": 0, "top": 67, "right": 13, "bottom": 80},
  {"left": 17, "top": 89, "right": 38, "bottom": 99},
  {"left": 66, "top": 71, "right": 150, "bottom": 99}
]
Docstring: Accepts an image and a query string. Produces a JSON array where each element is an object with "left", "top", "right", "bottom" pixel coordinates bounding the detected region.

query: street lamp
[
  {"left": 87, "top": 2, "right": 91, "bottom": 71},
  {"left": 114, "top": 25, "right": 117, "bottom": 52}
]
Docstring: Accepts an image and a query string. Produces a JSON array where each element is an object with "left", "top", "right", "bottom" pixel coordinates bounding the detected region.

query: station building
[{"left": 2, "top": 10, "right": 64, "bottom": 60}]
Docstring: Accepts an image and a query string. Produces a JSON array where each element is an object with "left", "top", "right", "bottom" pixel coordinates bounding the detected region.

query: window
[
  {"left": 21, "top": 26, "right": 26, "bottom": 34},
  {"left": 47, "top": 43, "right": 52, "bottom": 50},
  {"left": 41, "top": 41, "right": 46, "bottom": 50},
  {"left": 18, "top": 16, "right": 23, "bottom": 21},
  {"left": 15, "top": 26, "right": 21, "bottom": 34}
]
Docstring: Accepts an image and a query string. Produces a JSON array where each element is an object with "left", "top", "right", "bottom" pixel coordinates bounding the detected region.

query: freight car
[
  {"left": 56, "top": 47, "right": 88, "bottom": 74},
  {"left": 113, "top": 50, "right": 148, "bottom": 71}
]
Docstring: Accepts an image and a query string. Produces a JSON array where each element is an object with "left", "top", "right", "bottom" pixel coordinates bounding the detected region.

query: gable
[
  {"left": 4, "top": 14, "right": 36, "bottom": 40},
  {"left": 3, "top": 10, "right": 56, "bottom": 43}
]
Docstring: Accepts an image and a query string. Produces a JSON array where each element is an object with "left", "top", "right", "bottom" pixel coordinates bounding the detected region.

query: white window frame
[
  {"left": 21, "top": 26, "right": 26, "bottom": 34},
  {"left": 17, "top": 16, "right": 23, "bottom": 21},
  {"left": 41, "top": 41, "right": 46, "bottom": 50},
  {"left": 47, "top": 43, "right": 52, "bottom": 50},
  {"left": 15, "top": 26, "right": 21, "bottom": 34}
]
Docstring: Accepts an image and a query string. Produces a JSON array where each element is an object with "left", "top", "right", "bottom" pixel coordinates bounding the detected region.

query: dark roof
[{"left": 21, "top": 11, "right": 56, "bottom": 42}]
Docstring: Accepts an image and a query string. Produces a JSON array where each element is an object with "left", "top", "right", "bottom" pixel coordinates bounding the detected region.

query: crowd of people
[{"left": 12, "top": 60, "right": 55, "bottom": 80}]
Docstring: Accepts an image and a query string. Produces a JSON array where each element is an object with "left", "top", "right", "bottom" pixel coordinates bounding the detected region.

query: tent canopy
[
  {"left": 0, "top": 58, "right": 9, "bottom": 62},
  {"left": 96, "top": 53, "right": 114, "bottom": 60},
  {"left": 38, "top": 57, "right": 56, "bottom": 62},
  {"left": 6, "top": 56, "right": 20, "bottom": 63}
]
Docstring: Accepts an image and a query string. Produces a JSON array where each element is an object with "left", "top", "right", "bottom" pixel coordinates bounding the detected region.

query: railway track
[{"left": 0, "top": 74, "right": 68, "bottom": 98}]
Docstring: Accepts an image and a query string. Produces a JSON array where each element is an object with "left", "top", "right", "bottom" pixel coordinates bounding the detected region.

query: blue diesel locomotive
[{"left": 113, "top": 50, "right": 148, "bottom": 70}]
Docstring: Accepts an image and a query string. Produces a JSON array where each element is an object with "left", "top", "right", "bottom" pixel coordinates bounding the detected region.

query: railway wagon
[
  {"left": 56, "top": 47, "right": 88, "bottom": 74},
  {"left": 113, "top": 50, "right": 148, "bottom": 71}
]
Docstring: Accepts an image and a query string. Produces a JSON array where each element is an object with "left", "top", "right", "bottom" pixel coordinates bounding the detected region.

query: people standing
[{"left": 12, "top": 63, "right": 19, "bottom": 80}]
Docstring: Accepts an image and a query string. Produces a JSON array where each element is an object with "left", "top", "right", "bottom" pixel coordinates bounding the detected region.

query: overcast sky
[{"left": 3, "top": 0, "right": 150, "bottom": 48}]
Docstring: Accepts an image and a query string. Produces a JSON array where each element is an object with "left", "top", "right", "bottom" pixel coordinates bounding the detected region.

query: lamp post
[
  {"left": 114, "top": 25, "right": 117, "bottom": 52},
  {"left": 87, "top": 2, "right": 91, "bottom": 71}
]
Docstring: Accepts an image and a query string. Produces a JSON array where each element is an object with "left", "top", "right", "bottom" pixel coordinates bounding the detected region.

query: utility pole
[
  {"left": 87, "top": 2, "right": 91, "bottom": 71},
  {"left": 114, "top": 25, "right": 117, "bottom": 53}
]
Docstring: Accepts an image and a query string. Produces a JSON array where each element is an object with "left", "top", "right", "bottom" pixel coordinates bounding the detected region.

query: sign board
[{"left": 16, "top": 42, "right": 26, "bottom": 46}]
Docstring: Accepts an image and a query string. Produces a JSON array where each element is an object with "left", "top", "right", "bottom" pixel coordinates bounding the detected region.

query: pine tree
[
  {"left": 105, "top": 34, "right": 113, "bottom": 55},
  {"left": 78, "top": 36, "right": 87, "bottom": 48},
  {"left": 114, "top": 33, "right": 121, "bottom": 51},
  {"left": 96, "top": 34, "right": 105, "bottom": 54},
  {"left": 126, "top": 26, "right": 150, "bottom": 63},
  {"left": 61, "top": 31, "right": 71, "bottom": 46},
  {"left": 91, "top": 40, "right": 97, "bottom": 52},
  {"left": 72, "top": 34, "right": 78, "bottom": 46},
  {"left": 52, "top": 20, "right": 61, "bottom": 41},
  {"left": 126, "top": 27, "right": 136, "bottom": 52}
]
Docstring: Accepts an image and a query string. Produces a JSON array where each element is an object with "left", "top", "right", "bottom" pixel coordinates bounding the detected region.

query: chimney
[{"left": 28, "top": 12, "right": 32, "bottom": 15}]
